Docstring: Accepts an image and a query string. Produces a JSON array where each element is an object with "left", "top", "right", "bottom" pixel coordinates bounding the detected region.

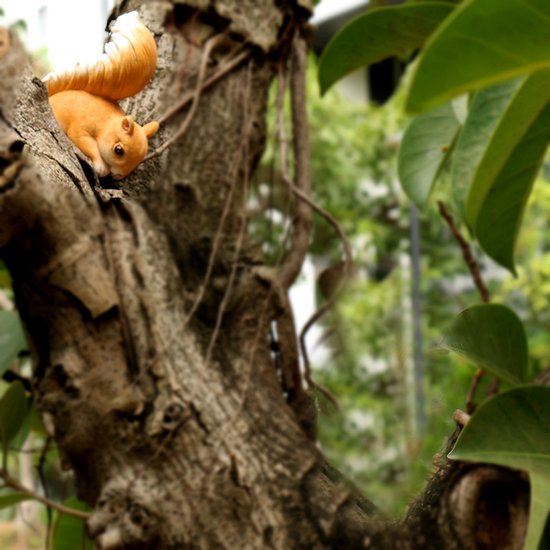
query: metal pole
[{"left": 410, "top": 204, "right": 426, "bottom": 436}]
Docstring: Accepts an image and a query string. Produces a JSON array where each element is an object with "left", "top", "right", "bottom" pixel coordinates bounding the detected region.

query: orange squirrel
[{"left": 44, "top": 11, "right": 159, "bottom": 179}]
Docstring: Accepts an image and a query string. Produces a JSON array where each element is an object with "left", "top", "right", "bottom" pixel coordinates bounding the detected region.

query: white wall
[{"left": 312, "top": 0, "right": 368, "bottom": 24}]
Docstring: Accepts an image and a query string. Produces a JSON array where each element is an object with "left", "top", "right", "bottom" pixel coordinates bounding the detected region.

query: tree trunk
[{"left": 0, "top": 1, "right": 533, "bottom": 548}]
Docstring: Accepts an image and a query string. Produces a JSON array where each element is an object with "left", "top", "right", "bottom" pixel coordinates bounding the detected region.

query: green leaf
[
  {"left": 0, "top": 381, "right": 29, "bottom": 454},
  {"left": 475, "top": 104, "right": 550, "bottom": 273},
  {"left": 450, "top": 386, "right": 550, "bottom": 476},
  {"left": 318, "top": 2, "right": 454, "bottom": 95},
  {"left": 398, "top": 99, "right": 463, "bottom": 206},
  {"left": 0, "top": 310, "right": 27, "bottom": 376},
  {"left": 0, "top": 492, "right": 33, "bottom": 509},
  {"left": 462, "top": 71, "right": 550, "bottom": 230},
  {"left": 451, "top": 71, "right": 550, "bottom": 228},
  {"left": 449, "top": 386, "right": 550, "bottom": 550},
  {"left": 439, "top": 304, "right": 528, "bottom": 385},
  {"left": 406, "top": 0, "right": 550, "bottom": 112},
  {"left": 51, "top": 497, "right": 93, "bottom": 550},
  {"left": 451, "top": 78, "right": 521, "bottom": 219}
]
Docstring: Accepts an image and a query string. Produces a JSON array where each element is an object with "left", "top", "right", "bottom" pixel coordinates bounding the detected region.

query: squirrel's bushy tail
[{"left": 43, "top": 11, "right": 157, "bottom": 101}]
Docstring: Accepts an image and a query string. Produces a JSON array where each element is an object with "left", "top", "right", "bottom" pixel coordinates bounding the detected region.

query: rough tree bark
[{"left": 0, "top": 1, "right": 535, "bottom": 548}]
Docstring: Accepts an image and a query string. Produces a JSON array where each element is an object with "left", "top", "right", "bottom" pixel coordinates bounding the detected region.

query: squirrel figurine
[{"left": 44, "top": 11, "right": 159, "bottom": 179}]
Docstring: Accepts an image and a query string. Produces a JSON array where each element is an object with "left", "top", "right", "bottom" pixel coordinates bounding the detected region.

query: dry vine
[
  {"left": 275, "top": 32, "right": 353, "bottom": 405},
  {"left": 145, "top": 36, "right": 248, "bottom": 161}
]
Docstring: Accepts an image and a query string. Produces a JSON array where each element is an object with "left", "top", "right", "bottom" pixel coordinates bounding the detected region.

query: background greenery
[{"left": 294, "top": 58, "right": 550, "bottom": 517}]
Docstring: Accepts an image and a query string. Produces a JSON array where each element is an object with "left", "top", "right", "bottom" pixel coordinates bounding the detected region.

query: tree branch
[
  {"left": 1, "top": 471, "right": 90, "bottom": 520},
  {"left": 437, "top": 201, "right": 490, "bottom": 303}
]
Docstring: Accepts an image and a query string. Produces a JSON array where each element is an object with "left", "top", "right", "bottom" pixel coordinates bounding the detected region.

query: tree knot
[{"left": 87, "top": 474, "right": 162, "bottom": 549}]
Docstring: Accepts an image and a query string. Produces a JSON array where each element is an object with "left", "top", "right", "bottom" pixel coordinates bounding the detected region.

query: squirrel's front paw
[{"left": 92, "top": 159, "right": 111, "bottom": 178}]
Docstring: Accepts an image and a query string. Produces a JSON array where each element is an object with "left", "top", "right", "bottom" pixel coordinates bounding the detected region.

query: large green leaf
[
  {"left": 451, "top": 78, "right": 521, "bottom": 219},
  {"left": 475, "top": 105, "right": 550, "bottom": 273},
  {"left": 318, "top": 2, "right": 454, "bottom": 95},
  {"left": 451, "top": 71, "right": 550, "bottom": 226},
  {"left": 449, "top": 386, "right": 550, "bottom": 550},
  {"left": 0, "top": 310, "right": 27, "bottom": 376},
  {"left": 406, "top": 0, "right": 550, "bottom": 112},
  {"left": 0, "top": 381, "right": 29, "bottom": 456},
  {"left": 51, "top": 497, "right": 93, "bottom": 550},
  {"left": 464, "top": 71, "right": 550, "bottom": 229},
  {"left": 439, "top": 304, "right": 528, "bottom": 386},
  {"left": 398, "top": 99, "right": 463, "bottom": 206}
]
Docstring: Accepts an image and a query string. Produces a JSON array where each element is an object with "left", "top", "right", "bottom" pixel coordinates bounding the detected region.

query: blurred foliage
[
  {"left": 250, "top": 54, "right": 550, "bottom": 517},
  {"left": 0, "top": 262, "right": 85, "bottom": 544},
  {"left": 302, "top": 63, "right": 473, "bottom": 516}
]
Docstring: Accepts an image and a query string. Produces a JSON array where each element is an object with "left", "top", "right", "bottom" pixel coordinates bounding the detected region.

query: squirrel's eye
[{"left": 114, "top": 144, "right": 125, "bottom": 157}]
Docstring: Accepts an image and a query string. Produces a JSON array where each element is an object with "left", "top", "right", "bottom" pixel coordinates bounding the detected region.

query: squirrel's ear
[
  {"left": 143, "top": 121, "right": 160, "bottom": 139},
  {"left": 121, "top": 116, "right": 135, "bottom": 134}
]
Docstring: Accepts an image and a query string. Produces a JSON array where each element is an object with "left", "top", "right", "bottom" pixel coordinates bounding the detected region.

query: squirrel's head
[{"left": 99, "top": 116, "right": 159, "bottom": 179}]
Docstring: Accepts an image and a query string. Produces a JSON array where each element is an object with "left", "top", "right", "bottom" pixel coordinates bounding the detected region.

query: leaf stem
[
  {"left": 437, "top": 201, "right": 490, "bottom": 304},
  {"left": 437, "top": 201, "right": 494, "bottom": 413}
]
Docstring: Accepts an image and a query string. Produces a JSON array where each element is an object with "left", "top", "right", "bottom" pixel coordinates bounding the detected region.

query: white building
[{"left": 1, "top": 0, "right": 113, "bottom": 71}]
